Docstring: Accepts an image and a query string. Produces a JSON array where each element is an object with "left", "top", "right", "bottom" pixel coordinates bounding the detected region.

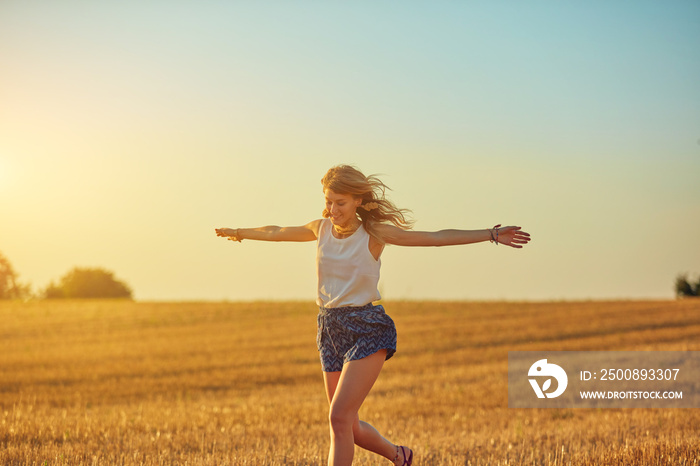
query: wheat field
[{"left": 1, "top": 299, "right": 699, "bottom": 465}]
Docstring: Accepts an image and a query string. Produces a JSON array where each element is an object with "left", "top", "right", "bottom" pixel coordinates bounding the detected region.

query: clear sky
[{"left": 1, "top": 1, "right": 699, "bottom": 302}]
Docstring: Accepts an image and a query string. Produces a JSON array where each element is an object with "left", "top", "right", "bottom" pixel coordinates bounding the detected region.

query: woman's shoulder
[
  {"left": 372, "top": 223, "right": 401, "bottom": 236},
  {"left": 306, "top": 218, "right": 327, "bottom": 237},
  {"left": 371, "top": 223, "right": 414, "bottom": 244}
]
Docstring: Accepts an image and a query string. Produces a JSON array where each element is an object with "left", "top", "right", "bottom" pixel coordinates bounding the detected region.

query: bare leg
[
  {"left": 323, "top": 366, "right": 398, "bottom": 461},
  {"left": 326, "top": 349, "right": 391, "bottom": 466},
  {"left": 354, "top": 419, "right": 398, "bottom": 460}
]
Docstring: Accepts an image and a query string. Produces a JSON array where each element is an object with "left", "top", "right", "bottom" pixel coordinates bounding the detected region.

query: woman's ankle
[{"left": 391, "top": 445, "right": 412, "bottom": 465}]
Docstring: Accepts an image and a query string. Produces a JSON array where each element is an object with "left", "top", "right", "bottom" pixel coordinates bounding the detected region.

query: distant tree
[
  {"left": 44, "top": 267, "right": 133, "bottom": 299},
  {"left": 43, "top": 281, "right": 66, "bottom": 299},
  {"left": 675, "top": 273, "right": 698, "bottom": 298},
  {"left": 0, "top": 252, "right": 31, "bottom": 299}
]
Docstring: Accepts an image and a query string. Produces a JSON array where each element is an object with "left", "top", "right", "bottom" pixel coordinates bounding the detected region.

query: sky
[{"left": 1, "top": 1, "right": 699, "bottom": 302}]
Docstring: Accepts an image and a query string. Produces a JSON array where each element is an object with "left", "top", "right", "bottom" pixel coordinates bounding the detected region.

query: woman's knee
[{"left": 328, "top": 405, "right": 356, "bottom": 435}]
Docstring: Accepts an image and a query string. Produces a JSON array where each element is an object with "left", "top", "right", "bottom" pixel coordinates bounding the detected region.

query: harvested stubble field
[{"left": 1, "top": 299, "right": 699, "bottom": 465}]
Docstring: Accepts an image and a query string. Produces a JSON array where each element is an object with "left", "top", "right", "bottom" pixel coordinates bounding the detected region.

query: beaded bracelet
[{"left": 489, "top": 227, "right": 499, "bottom": 245}]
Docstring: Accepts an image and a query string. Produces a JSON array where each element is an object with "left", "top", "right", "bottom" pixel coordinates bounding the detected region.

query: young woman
[{"left": 215, "top": 165, "right": 531, "bottom": 466}]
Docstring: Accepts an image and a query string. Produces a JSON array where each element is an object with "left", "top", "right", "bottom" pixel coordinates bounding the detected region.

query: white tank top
[{"left": 316, "top": 218, "right": 381, "bottom": 308}]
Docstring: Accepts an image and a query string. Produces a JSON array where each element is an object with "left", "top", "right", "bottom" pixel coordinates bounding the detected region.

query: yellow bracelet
[{"left": 227, "top": 228, "right": 242, "bottom": 242}]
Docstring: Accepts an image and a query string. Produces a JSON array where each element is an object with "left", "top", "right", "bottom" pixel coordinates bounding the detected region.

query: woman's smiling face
[{"left": 324, "top": 189, "right": 362, "bottom": 229}]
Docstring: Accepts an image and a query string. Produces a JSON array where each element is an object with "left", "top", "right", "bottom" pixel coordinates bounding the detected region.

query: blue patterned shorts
[{"left": 316, "top": 303, "right": 397, "bottom": 372}]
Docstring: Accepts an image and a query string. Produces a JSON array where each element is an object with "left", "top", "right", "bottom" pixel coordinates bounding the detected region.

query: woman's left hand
[{"left": 493, "top": 224, "right": 531, "bottom": 248}]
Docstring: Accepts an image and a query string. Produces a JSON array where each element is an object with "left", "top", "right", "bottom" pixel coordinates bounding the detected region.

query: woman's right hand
[{"left": 215, "top": 228, "right": 242, "bottom": 241}]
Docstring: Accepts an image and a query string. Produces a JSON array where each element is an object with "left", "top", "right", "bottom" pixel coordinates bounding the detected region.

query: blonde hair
[{"left": 321, "top": 165, "right": 413, "bottom": 244}]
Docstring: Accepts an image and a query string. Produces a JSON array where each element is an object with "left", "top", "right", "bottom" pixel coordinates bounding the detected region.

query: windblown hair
[{"left": 321, "top": 165, "right": 413, "bottom": 244}]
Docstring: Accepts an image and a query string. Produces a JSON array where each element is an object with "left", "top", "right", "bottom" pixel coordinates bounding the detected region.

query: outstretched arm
[
  {"left": 215, "top": 219, "right": 321, "bottom": 243},
  {"left": 377, "top": 224, "right": 531, "bottom": 249}
]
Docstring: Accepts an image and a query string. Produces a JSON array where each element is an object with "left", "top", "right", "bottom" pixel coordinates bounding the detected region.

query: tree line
[
  {"left": 0, "top": 250, "right": 697, "bottom": 301},
  {"left": 0, "top": 251, "right": 132, "bottom": 300}
]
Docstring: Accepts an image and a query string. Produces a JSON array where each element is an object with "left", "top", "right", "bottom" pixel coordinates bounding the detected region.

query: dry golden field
[{"left": 1, "top": 299, "right": 699, "bottom": 465}]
